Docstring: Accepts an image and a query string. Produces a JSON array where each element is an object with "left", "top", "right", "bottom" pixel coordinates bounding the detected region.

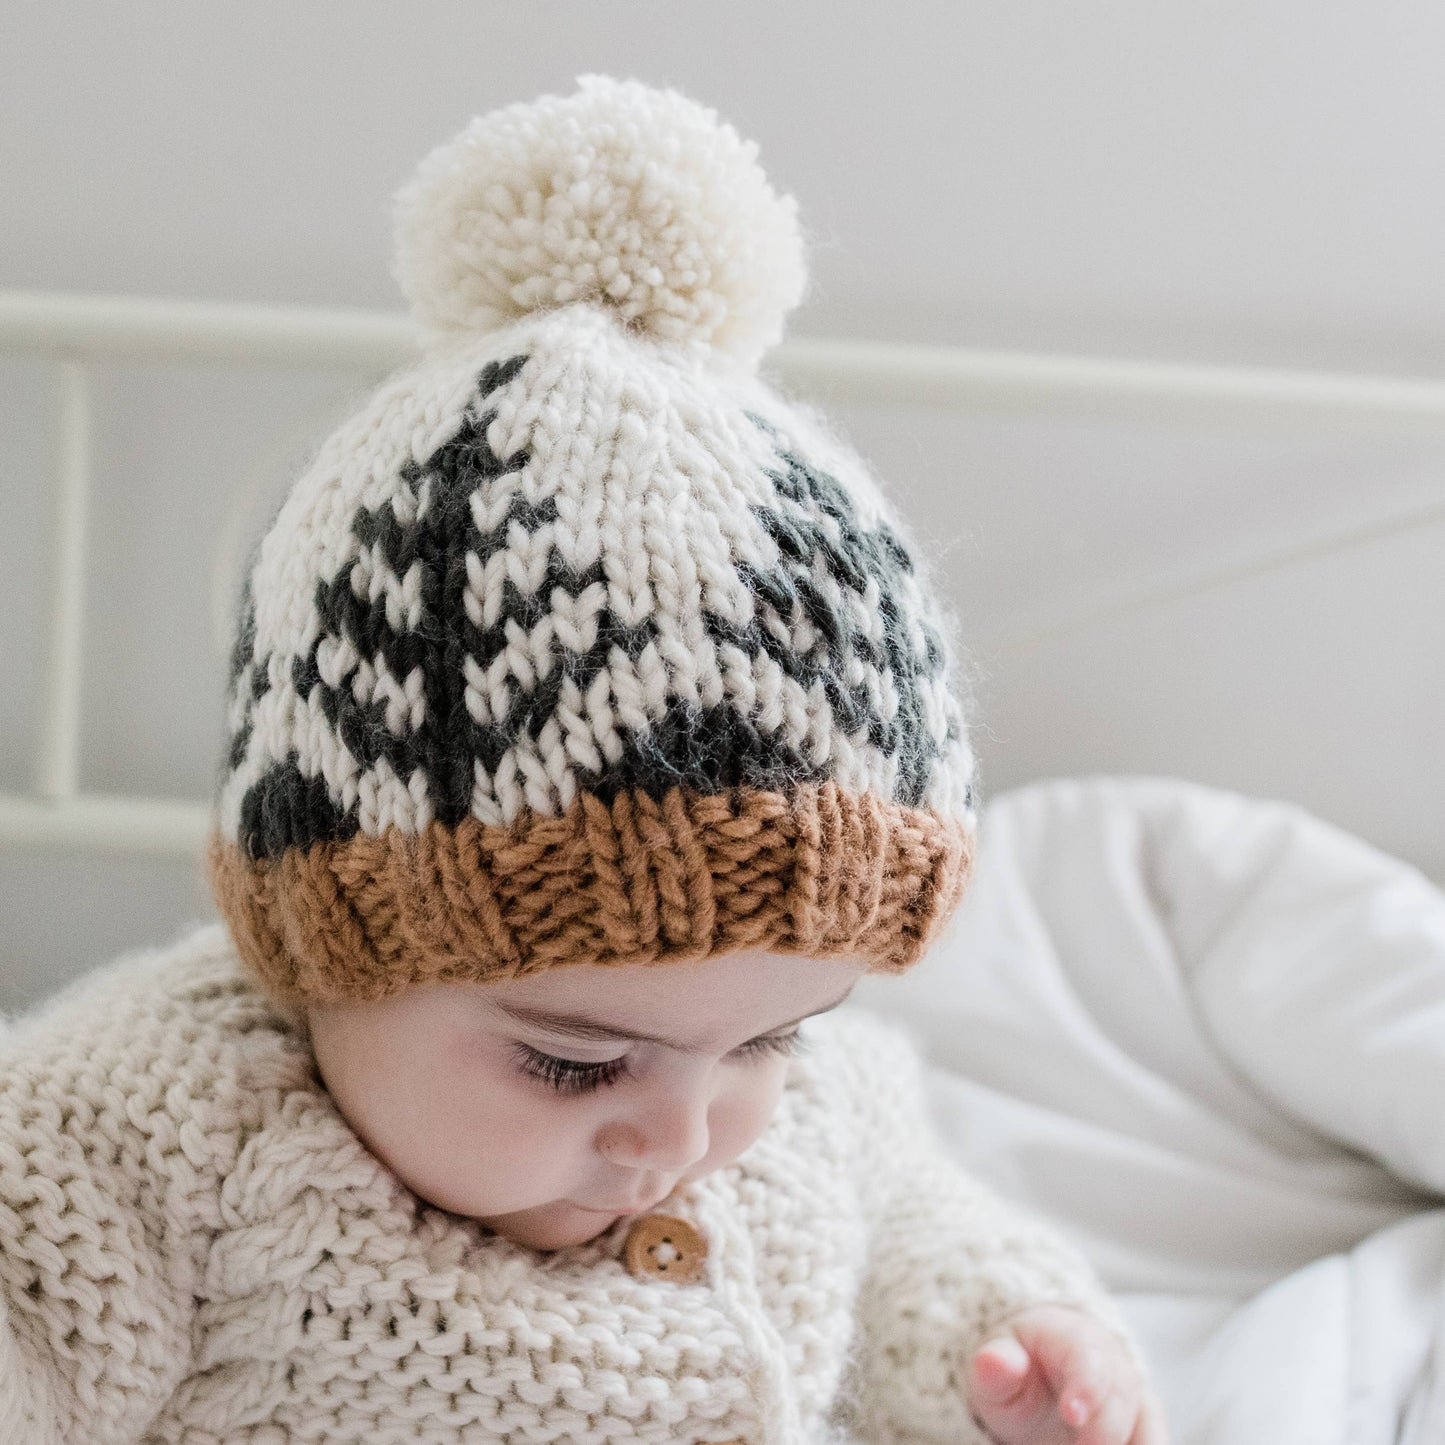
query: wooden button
[{"left": 623, "top": 1214, "right": 708, "bottom": 1284}]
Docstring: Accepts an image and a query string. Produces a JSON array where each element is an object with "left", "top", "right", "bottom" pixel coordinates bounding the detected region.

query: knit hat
[{"left": 207, "top": 75, "right": 979, "bottom": 1005}]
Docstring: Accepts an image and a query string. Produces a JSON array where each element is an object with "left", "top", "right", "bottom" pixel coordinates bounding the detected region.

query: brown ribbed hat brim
[{"left": 207, "top": 781, "right": 973, "bottom": 1005}]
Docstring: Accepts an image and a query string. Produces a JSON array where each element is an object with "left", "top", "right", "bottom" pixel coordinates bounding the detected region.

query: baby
[{"left": 0, "top": 77, "right": 1166, "bottom": 1444}]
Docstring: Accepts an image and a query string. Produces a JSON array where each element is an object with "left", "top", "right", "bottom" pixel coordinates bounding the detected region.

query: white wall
[{"left": 4, "top": 2, "right": 1442, "bottom": 1009}]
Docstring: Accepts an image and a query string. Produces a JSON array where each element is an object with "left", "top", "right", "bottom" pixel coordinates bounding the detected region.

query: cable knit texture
[{"left": 0, "top": 925, "right": 1133, "bottom": 1444}]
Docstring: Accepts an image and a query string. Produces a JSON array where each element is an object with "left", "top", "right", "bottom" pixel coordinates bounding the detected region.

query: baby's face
[{"left": 307, "top": 947, "right": 865, "bottom": 1251}]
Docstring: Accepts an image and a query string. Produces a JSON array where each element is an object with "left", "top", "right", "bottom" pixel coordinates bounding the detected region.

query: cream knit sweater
[{"left": 0, "top": 924, "right": 1131, "bottom": 1445}]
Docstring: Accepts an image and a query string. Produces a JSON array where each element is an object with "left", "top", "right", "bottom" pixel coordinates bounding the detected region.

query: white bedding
[{"left": 849, "top": 775, "right": 1445, "bottom": 1445}]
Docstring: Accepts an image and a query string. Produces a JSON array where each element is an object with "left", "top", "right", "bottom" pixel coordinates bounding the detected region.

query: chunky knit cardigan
[{"left": 0, "top": 924, "right": 1131, "bottom": 1445}]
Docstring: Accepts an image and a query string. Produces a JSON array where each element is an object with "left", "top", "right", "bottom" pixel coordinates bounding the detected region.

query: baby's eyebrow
[{"left": 488, "top": 987, "right": 855, "bottom": 1053}]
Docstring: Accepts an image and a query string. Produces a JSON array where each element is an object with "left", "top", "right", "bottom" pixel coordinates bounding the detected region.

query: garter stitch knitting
[{"left": 204, "top": 75, "right": 980, "bottom": 1003}]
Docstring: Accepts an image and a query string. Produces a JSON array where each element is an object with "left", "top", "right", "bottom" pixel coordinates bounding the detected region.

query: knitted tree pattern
[{"left": 226, "top": 368, "right": 970, "bottom": 858}]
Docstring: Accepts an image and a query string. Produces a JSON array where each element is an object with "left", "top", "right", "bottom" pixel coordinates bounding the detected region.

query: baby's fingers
[
  {"left": 1071, "top": 1372, "right": 1170, "bottom": 1445},
  {"left": 969, "top": 1333, "right": 1055, "bottom": 1422},
  {"left": 1011, "top": 1312, "right": 1143, "bottom": 1445},
  {"left": 1073, "top": 1389, "right": 1137, "bottom": 1445}
]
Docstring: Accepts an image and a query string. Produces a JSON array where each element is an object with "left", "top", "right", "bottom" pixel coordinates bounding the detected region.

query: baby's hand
[{"left": 965, "top": 1303, "right": 1169, "bottom": 1445}]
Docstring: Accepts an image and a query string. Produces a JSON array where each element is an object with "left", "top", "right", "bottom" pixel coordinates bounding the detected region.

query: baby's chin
[{"left": 479, "top": 1201, "right": 625, "bottom": 1252}]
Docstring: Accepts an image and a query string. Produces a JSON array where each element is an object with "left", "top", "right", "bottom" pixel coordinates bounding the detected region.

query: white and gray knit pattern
[
  {"left": 216, "top": 306, "right": 977, "bottom": 863},
  {"left": 0, "top": 925, "right": 1129, "bottom": 1445}
]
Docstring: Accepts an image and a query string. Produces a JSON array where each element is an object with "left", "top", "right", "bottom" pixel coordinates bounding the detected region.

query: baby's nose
[{"left": 596, "top": 1099, "right": 710, "bottom": 1171}]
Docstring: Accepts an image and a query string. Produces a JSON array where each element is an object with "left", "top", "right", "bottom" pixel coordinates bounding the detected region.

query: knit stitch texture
[
  {"left": 0, "top": 925, "right": 1132, "bottom": 1444},
  {"left": 205, "top": 76, "right": 980, "bottom": 1004}
]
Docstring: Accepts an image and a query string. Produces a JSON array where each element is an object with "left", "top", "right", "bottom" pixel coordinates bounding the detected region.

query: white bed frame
[{"left": 3, "top": 288, "right": 1444, "bottom": 860}]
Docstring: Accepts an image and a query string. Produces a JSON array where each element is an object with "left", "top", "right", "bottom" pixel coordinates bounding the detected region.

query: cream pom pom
[{"left": 392, "top": 75, "right": 807, "bottom": 368}]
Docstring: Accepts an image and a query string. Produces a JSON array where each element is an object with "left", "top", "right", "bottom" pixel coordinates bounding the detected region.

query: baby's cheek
[{"left": 704, "top": 1065, "right": 789, "bottom": 1167}]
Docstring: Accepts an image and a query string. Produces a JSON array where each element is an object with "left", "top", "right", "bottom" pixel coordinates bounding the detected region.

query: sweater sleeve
[
  {"left": 823, "top": 1010, "right": 1140, "bottom": 1445},
  {"left": 0, "top": 931, "right": 263, "bottom": 1445}
]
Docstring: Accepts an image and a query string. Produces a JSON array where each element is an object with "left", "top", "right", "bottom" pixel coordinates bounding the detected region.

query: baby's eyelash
[
  {"left": 733, "top": 1029, "right": 805, "bottom": 1061},
  {"left": 512, "top": 1044, "right": 628, "bottom": 1096},
  {"left": 512, "top": 1029, "right": 806, "bottom": 1096}
]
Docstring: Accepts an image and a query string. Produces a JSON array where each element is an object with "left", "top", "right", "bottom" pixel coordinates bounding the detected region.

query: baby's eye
[
  {"left": 512, "top": 1029, "right": 806, "bottom": 1095},
  {"left": 732, "top": 1028, "right": 804, "bottom": 1061},
  {"left": 512, "top": 1043, "right": 628, "bottom": 1096}
]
